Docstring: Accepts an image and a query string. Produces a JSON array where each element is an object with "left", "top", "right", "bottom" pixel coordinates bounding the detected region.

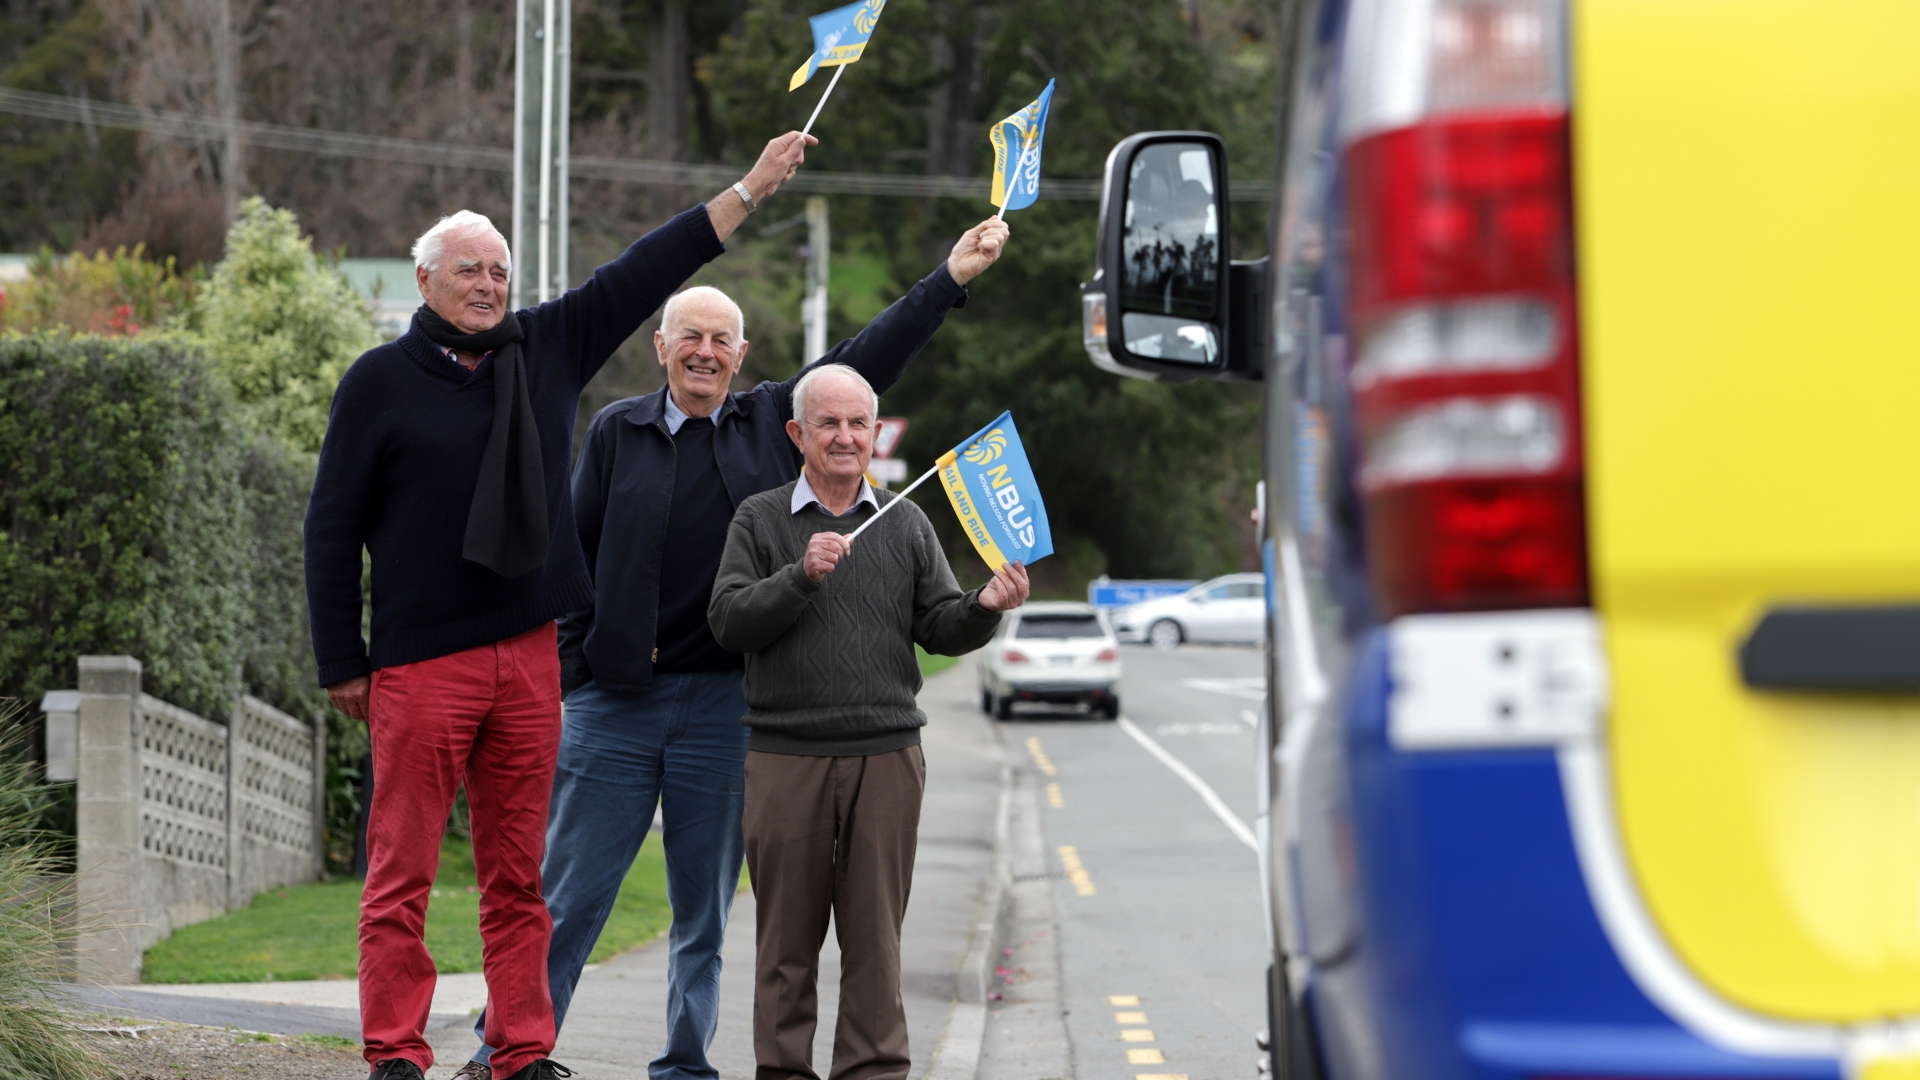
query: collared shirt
[
  {"left": 440, "top": 345, "right": 494, "bottom": 372},
  {"left": 663, "top": 390, "right": 693, "bottom": 434},
  {"left": 792, "top": 469, "right": 880, "bottom": 516}
]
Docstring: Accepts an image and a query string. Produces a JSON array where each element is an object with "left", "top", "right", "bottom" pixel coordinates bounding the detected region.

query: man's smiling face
[
  {"left": 790, "top": 372, "right": 875, "bottom": 484},
  {"left": 417, "top": 228, "right": 511, "bottom": 334},
  {"left": 655, "top": 290, "right": 749, "bottom": 417}
]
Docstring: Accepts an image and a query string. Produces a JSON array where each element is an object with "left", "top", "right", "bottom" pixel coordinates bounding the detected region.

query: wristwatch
[{"left": 731, "top": 181, "right": 758, "bottom": 213}]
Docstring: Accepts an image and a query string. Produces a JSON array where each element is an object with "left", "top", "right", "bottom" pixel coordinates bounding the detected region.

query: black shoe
[
  {"left": 501, "top": 1061, "right": 575, "bottom": 1080},
  {"left": 368, "top": 1061, "right": 426, "bottom": 1080}
]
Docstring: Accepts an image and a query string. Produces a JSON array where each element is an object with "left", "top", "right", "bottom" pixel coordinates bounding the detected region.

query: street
[{"left": 982, "top": 643, "right": 1269, "bottom": 1080}]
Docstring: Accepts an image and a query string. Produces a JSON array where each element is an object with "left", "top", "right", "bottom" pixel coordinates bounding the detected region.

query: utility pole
[
  {"left": 801, "top": 196, "right": 830, "bottom": 362},
  {"left": 512, "top": 0, "right": 570, "bottom": 309},
  {"left": 210, "top": 0, "right": 243, "bottom": 220}
]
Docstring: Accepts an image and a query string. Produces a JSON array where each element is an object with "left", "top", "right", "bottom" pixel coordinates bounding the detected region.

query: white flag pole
[
  {"left": 846, "top": 459, "right": 944, "bottom": 543},
  {"left": 801, "top": 64, "right": 845, "bottom": 138}
]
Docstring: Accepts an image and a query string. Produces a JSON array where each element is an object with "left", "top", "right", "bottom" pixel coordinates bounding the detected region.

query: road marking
[
  {"left": 1046, "top": 782, "right": 1064, "bottom": 808},
  {"left": 1117, "top": 717, "right": 1258, "bottom": 850},
  {"left": 1108, "top": 994, "right": 1140, "bottom": 1006},
  {"left": 1154, "top": 722, "right": 1247, "bottom": 736},
  {"left": 1058, "top": 846, "right": 1096, "bottom": 895},
  {"left": 1115, "top": 1011, "right": 1147, "bottom": 1024},
  {"left": 1128, "top": 1049, "right": 1166, "bottom": 1064},
  {"left": 1240, "top": 709, "right": 1259, "bottom": 728},
  {"left": 1181, "top": 676, "right": 1266, "bottom": 701},
  {"left": 1121, "top": 1029, "right": 1156, "bottom": 1042},
  {"left": 1136, "top": 1073, "right": 1188, "bottom": 1080},
  {"left": 1025, "top": 736, "right": 1058, "bottom": 776}
]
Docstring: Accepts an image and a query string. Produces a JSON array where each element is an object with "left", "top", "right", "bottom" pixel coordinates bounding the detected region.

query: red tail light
[
  {"left": 1003, "top": 649, "right": 1030, "bottom": 664},
  {"left": 1095, "top": 647, "right": 1118, "bottom": 662},
  {"left": 1345, "top": 108, "right": 1588, "bottom": 618}
]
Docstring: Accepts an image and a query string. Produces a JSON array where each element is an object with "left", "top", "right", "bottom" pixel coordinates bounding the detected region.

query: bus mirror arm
[{"left": 1227, "top": 257, "right": 1271, "bottom": 380}]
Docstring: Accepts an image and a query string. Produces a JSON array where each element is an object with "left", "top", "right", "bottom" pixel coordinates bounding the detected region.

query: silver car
[
  {"left": 977, "top": 602, "right": 1122, "bottom": 720},
  {"left": 1110, "top": 572, "right": 1267, "bottom": 649}
]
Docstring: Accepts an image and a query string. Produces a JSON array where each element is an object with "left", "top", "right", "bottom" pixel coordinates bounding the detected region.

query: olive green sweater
[{"left": 708, "top": 480, "right": 1002, "bottom": 755}]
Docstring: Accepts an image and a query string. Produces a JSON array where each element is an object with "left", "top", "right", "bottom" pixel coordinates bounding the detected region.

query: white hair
[
  {"left": 412, "top": 210, "right": 511, "bottom": 276},
  {"left": 792, "top": 363, "right": 878, "bottom": 424},
  {"left": 660, "top": 286, "right": 746, "bottom": 342}
]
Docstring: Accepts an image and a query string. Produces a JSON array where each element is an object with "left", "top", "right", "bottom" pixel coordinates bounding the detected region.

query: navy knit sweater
[{"left": 304, "top": 205, "right": 726, "bottom": 687}]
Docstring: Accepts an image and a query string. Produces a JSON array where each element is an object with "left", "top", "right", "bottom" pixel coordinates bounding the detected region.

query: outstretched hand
[
  {"left": 978, "top": 560, "right": 1030, "bottom": 612},
  {"left": 946, "top": 217, "right": 1011, "bottom": 285}
]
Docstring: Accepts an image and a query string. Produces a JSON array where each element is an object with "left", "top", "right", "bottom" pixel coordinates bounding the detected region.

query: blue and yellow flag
[
  {"left": 936, "top": 412, "right": 1054, "bottom": 569},
  {"left": 988, "top": 79, "right": 1056, "bottom": 212},
  {"left": 789, "top": 0, "right": 887, "bottom": 91}
]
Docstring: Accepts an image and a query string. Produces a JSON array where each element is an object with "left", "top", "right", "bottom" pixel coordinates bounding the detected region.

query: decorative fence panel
[{"left": 67, "top": 656, "right": 324, "bottom": 982}]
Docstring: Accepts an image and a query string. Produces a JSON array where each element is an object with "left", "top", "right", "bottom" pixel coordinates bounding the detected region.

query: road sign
[
  {"left": 870, "top": 458, "right": 909, "bottom": 485},
  {"left": 1087, "top": 578, "right": 1196, "bottom": 608},
  {"left": 875, "top": 416, "right": 909, "bottom": 458}
]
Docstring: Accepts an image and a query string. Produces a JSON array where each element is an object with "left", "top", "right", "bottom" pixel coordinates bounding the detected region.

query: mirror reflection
[{"left": 1120, "top": 142, "right": 1222, "bottom": 365}]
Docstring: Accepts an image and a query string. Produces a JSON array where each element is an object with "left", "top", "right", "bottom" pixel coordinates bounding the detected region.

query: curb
[{"left": 924, "top": 745, "right": 1015, "bottom": 1080}]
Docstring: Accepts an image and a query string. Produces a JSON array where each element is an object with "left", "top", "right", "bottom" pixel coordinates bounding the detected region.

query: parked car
[
  {"left": 977, "top": 602, "right": 1121, "bottom": 720},
  {"left": 1080, "top": 0, "right": 1920, "bottom": 1078},
  {"left": 1110, "top": 572, "right": 1266, "bottom": 648}
]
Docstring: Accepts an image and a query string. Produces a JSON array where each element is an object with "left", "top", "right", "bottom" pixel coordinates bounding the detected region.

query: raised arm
[
  {"left": 771, "top": 217, "right": 1010, "bottom": 416},
  {"left": 545, "top": 132, "right": 818, "bottom": 387}
]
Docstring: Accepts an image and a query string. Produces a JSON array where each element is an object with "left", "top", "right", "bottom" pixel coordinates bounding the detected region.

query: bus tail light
[{"left": 1341, "top": 0, "right": 1586, "bottom": 618}]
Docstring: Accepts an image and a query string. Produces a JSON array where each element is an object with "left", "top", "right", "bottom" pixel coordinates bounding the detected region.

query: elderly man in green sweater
[{"left": 708, "top": 362, "right": 1028, "bottom": 1080}]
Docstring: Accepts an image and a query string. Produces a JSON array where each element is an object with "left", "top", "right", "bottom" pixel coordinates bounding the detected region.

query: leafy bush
[
  {"left": 197, "top": 198, "right": 379, "bottom": 456},
  {"left": 0, "top": 332, "right": 320, "bottom": 724},
  {"left": 0, "top": 246, "right": 199, "bottom": 337},
  {"left": 0, "top": 702, "right": 109, "bottom": 1079}
]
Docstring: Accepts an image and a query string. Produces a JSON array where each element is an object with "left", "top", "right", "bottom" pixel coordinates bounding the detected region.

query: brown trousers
[{"left": 743, "top": 745, "right": 926, "bottom": 1080}]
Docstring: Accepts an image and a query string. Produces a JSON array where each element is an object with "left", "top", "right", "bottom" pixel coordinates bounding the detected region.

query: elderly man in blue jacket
[{"left": 460, "top": 216, "right": 1009, "bottom": 1079}]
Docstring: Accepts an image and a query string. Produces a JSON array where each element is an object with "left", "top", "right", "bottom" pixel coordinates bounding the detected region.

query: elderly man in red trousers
[{"left": 305, "top": 131, "right": 815, "bottom": 1080}]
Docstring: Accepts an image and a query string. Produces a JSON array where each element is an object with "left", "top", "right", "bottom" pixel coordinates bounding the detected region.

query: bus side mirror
[{"left": 1082, "top": 131, "right": 1265, "bottom": 382}]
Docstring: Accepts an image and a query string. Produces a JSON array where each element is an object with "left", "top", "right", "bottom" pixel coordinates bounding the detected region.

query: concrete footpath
[{"left": 75, "top": 662, "right": 1009, "bottom": 1080}]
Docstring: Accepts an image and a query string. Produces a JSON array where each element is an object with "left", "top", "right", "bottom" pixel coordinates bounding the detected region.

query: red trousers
[{"left": 360, "top": 622, "right": 561, "bottom": 1076}]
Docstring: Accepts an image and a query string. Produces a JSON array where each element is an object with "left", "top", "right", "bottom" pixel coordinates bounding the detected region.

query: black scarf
[{"left": 417, "top": 304, "right": 549, "bottom": 579}]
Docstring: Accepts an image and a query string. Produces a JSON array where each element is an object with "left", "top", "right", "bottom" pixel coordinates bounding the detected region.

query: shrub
[
  {"left": 0, "top": 246, "right": 200, "bottom": 338},
  {"left": 0, "top": 332, "right": 318, "bottom": 723},
  {"left": 196, "top": 198, "right": 379, "bottom": 456}
]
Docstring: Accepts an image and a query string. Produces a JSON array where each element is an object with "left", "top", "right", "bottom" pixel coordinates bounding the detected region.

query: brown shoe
[{"left": 449, "top": 1063, "right": 492, "bottom": 1080}]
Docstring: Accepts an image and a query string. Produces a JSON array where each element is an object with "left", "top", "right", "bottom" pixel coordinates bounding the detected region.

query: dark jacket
[
  {"left": 305, "top": 206, "right": 725, "bottom": 686},
  {"left": 558, "top": 261, "right": 970, "bottom": 695}
]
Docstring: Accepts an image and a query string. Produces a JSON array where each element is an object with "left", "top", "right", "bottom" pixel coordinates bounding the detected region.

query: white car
[
  {"left": 1110, "top": 572, "right": 1267, "bottom": 649},
  {"left": 977, "top": 602, "right": 1122, "bottom": 720}
]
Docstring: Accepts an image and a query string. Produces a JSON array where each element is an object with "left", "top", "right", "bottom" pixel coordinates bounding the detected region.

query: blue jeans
[{"left": 473, "top": 673, "right": 750, "bottom": 1080}]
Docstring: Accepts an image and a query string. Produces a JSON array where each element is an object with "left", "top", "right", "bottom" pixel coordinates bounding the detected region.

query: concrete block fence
[{"left": 48, "top": 656, "right": 326, "bottom": 982}]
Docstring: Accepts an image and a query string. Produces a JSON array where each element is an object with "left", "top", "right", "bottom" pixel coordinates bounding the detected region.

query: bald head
[{"left": 661, "top": 286, "right": 744, "bottom": 343}]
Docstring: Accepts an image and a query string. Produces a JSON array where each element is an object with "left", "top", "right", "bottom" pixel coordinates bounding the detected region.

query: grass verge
[
  {"left": 142, "top": 833, "right": 670, "bottom": 983},
  {"left": 917, "top": 644, "right": 960, "bottom": 678}
]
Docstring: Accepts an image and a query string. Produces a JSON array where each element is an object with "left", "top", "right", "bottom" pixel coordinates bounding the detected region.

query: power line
[{"left": 0, "top": 86, "right": 1272, "bottom": 203}]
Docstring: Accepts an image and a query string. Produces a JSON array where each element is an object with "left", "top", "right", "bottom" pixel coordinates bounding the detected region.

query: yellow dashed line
[
  {"left": 1115, "top": 1011, "right": 1147, "bottom": 1024},
  {"left": 1026, "top": 736, "right": 1058, "bottom": 776},
  {"left": 1128, "top": 1049, "right": 1166, "bottom": 1064},
  {"left": 1108, "top": 995, "right": 1140, "bottom": 1006},
  {"left": 1121, "top": 1029, "right": 1156, "bottom": 1042},
  {"left": 1058, "top": 846, "right": 1095, "bottom": 895},
  {"left": 1136, "top": 1073, "right": 1189, "bottom": 1080},
  {"left": 1108, "top": 995, "right": 1178, "bottom": 1078},
  {"left": 1047, "top": 782, "right": 1064, "bottom": 808}
]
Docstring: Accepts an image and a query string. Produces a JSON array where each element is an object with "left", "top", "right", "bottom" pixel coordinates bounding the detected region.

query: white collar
[
  {"left": 792, "top": 470, "right": 880, "bottom": 516},
  {"left": 662, "top": 391, "right": 693, "bottom": 434}
]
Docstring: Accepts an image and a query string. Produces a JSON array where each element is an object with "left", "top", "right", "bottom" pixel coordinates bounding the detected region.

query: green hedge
[{"left": 0, "top": 331, "right": 323, "bottom": 726}]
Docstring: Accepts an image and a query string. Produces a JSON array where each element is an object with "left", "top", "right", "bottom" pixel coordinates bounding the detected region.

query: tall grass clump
[{"left": 0, "top": 701, "right": 108, "bottom": 1079}]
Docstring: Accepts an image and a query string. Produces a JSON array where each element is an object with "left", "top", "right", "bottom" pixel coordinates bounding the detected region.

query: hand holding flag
[
  {"left": 945, "top": 216, "right": 1011, "bottom": 285},
  {"left": 988, "top": 79, "right": 1056, "bottom": 217}
]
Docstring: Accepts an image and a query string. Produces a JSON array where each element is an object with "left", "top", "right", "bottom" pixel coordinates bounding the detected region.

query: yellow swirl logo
[
  {"left": 855, "top": 0, "right": 885, "bottom": 34},
  {"left": 963, "top": 429, "right": 1007, "bottom": 465}
]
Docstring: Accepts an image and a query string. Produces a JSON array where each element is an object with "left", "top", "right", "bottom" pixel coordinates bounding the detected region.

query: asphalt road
[{"left": 981, "top": 642, "right": 1269, "bottom": 1080}]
